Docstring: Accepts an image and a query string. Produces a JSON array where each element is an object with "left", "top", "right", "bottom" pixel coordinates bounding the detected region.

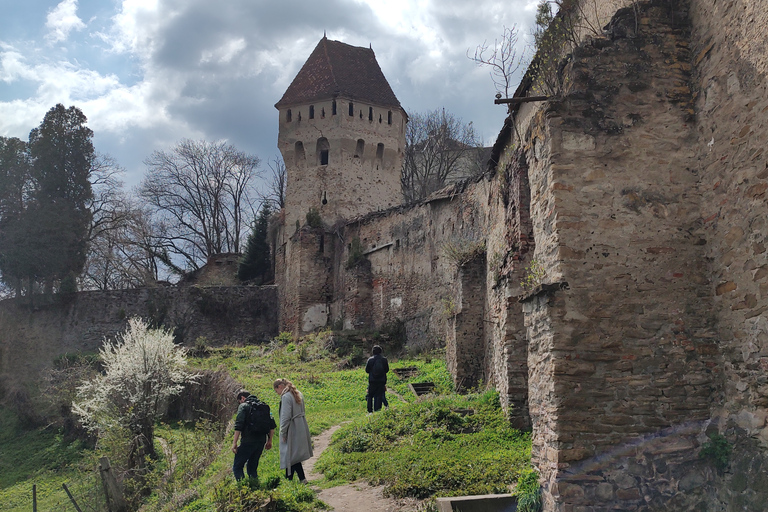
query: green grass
[
  {"left": 315, "top": 389, "right": 532, "bottom": 499},
  {"left": 0, "top": 407, "right": 103, "bottom": 512},
  {"left": 1, "top": 331, "right": 534, "bottom": 511}
]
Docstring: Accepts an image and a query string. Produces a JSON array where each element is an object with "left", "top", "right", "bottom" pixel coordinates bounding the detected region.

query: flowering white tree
[{"left": 73, "top": 318, "right": 197, "bottom": 467}]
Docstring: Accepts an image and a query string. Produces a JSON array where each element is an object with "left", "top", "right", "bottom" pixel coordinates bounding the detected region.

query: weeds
[
  {"left": 699, "top": 433, "right": 731, "bottom": 471},
  {"left": 315, "top": 389, "right": 531, "bottom": 499}
]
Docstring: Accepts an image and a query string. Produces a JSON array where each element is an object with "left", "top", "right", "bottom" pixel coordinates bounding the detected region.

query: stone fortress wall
[
  {"left": 278, "top": 0, "right": 768, "bottom": 509},
  {"left": 1, "top": 0, "right": 767, "bottom": 509},
  {"left": 0, "top": 285, "right": 277, "bottom": 392}
]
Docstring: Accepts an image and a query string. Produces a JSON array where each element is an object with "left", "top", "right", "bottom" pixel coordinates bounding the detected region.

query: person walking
[
  {"left": 273, "top": 378, "right": 313, "bottom": 483},
  {"left": 231, "top": 390, "right": 276, "bottom": 482},
  {"left": 365, "top": 345, "right": 389, "bottom": 413}
]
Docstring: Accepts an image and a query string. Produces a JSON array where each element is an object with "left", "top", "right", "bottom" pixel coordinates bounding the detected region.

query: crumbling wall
[
  {"left": 688, "top": 0, "right": 768, "bottom": 507},
  {"left": 510, "top": 1, "right": 725, "bottom": 509},
  {"left": 0, "top": 285, "right": 278, "bottom": 392}
]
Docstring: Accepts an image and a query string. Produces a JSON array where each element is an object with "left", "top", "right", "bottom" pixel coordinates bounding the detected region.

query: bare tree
[
  {"left": 260, "top": 156, "right": 286, "bottom": 210},
  {"left": 139, "top": 139, "right": 261, "bottom": 271},
  {"left": 401, "top": 109, "right": 485, "bottom": 204},
  {"left": 468, "top": 25, "right": 527, "bottom": 99}
]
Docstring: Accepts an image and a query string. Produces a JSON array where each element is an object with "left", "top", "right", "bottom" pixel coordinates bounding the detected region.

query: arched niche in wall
[
  {"left": 317, "top": 137, "right": 330, "bottom": 166},
  {"left": 295, "top": 141, "right": 305, "bottom": 168},
  {"left": 375, "top": 143, "right": 384, "bottom": 170},
  {"left": 355, "top": 139, "right": 365, "bottom": 159}
]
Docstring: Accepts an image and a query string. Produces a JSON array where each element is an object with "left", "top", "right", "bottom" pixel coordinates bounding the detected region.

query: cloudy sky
[{"left": 0, "top": 0, "right": 538, "bottom": 188}]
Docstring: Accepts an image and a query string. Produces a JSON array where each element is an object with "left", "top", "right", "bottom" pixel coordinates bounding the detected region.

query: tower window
[
  {"left": 286, "top": 109, "right": 292, "bottom": 122},
  {"left": 309, "top": 105, "right": 314, "bottom": 119},
  {"left": 317, "top": 137, "right": 330, "bottom": 166},
  {"left": 376, "top": 143, "right": 384, "bottom": 169},
  {"left": 379, "top": 114, "right": 382, "bottom": 124},
  {"left": 295, "top": 141, "right": 305, "bottom": 167},
  {"left": 388, "top": 111, "right": 392, "bottom": 125},
  {"left": 349, "top": 102, "right": 354, "bottom": 116},
  {"left": 332, "top": 100, "right": 337, "bottom": 115},
  {"left": 368, "top": 107, "right": 373, "bottom": 121},
  {"left": 321, "top": 108, "right": 325, "bottom": 118},
  {"left": 354, "top": 139, "right": 365, "bottom": 159},
  {"left": 298, "top": 112, "right": 302, "bottom": 121}
]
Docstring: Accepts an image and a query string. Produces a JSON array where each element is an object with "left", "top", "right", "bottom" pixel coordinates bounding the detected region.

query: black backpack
[
  {"left": 371, "top": 357, "right": 386, "bottom": 378},
  {"left": 244, "top": 399, "right": 272, "bottom": 435}
]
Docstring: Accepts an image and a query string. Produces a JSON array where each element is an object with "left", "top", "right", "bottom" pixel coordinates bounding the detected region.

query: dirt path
[{"left": 303, "top": 424, "right": 422, "bottom": 512}]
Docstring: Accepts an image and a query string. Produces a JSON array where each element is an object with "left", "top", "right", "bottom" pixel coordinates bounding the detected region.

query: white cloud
[{"left": 45, "top": 0, "right": 86, "bottom": 43}]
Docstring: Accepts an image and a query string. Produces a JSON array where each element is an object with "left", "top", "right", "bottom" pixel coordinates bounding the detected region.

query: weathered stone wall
[
  {"left": 688, "top": 0, "right": 768, "bottom": 507},
  {"left": 272, "top": 1, "right": 768, "bottom": 508},
  {"left": 0, "top": 285, "right": 278, "bottom": 391},
  {"left": 507, "top": 2, "right": 727, "bottom": 509},
  {"left": 277, "top": 97, "right": 406, "bottom": 230}
]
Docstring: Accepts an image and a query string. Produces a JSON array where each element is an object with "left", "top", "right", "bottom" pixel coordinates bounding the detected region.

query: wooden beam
[{"left": 494, "top": 96, "right": 549, "bottom": 105}]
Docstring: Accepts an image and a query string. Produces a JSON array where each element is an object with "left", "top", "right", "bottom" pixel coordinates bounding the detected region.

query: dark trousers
[
  {"left": 367, "top": 381, "right": 386, "bottom": 413},
  {"left": 233, "top": 441, "right": 265, "bottom": 481},
  {"left": 286, "top": 462, "right": 306, "bottom": 481}
]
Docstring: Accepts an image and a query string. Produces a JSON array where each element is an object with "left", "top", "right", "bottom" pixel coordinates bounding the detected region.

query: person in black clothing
[
  {"left": 231, "top": 390, "right": 276, "bottom": 481},
  {"left": 365, "top": 345, "right": 389, "bottom": 413}
]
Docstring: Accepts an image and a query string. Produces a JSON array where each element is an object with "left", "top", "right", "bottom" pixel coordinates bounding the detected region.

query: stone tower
[
  {"left": 274, "top": 37, "right": 406, "bottom": 334},
  {"left": 275, "top": 37, "right": 407, "bottom": 230}
]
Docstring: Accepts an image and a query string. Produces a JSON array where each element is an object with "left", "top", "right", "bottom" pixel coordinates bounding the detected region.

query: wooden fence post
[
  {"left": 99, "top": 457, "right": 129, "bottom": 512},
  {"left": 62, "top": 483, "right": 83, "bottom": 512},
  {"left": 33, "top": 484, "right": 37, "bottom": 512}
]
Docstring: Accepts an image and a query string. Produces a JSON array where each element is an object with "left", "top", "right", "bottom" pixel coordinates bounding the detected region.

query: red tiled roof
[{"left": 275, "top": 37, "right": 402, "bottom": 110}]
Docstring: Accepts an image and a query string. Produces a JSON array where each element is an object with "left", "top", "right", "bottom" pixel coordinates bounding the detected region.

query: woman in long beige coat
[{"left": 273, "top": 378, "right": 313, "bottom": 482}]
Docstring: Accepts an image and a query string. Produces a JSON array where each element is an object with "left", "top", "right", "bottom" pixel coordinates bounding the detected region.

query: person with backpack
[
  {"left": 273, "top": 378, "right": 313, "bottom": 483},
  {"left": 365, "top": 345, "right": 389, "bottom": 413},
  {"left": 231, "top": 390, "right": 276, "bottom": 482}
]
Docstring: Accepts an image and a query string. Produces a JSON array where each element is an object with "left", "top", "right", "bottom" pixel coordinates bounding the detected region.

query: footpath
[{"left": 302, "top": 425, "right": 422, "bottom": 512}]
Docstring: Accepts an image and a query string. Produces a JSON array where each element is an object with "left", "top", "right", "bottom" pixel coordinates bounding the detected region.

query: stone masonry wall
[
  {"left": 0, "top": 285, "right": 277, "bottom": 392},
  {"left": 688, "top": 0, "right": 768, "bottom": 507},
  {"left": 508, "top": 2, "right": 725, "bottom": 509}
]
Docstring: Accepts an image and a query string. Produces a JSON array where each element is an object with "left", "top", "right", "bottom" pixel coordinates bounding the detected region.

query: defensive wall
[
  {"left": 0, "top": 285, "right": 278, "bottom": 392},
  {"left": 276, "top": 0, "right": 768, "bottom": 509}
]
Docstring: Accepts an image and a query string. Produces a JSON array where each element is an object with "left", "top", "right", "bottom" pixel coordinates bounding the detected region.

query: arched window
[
  {"left": 309, "top": 105, "right": 315, "bottom": 119},
  {"left": 286, "top": 109, "right": 292, "bottom": 122},
  {"left": 295, "top": 141, "right": 305, "bottom": 167},
  {"left": 368, "top": 107, "right": 373, "bottom": 121},
  {"left": 349, "top": 102, "right": 354, "bottom": 116},
  {"left": 376, "top": 143, "right": 384, "bottom": 169},
  {"left": 317, "top": 137, "right": 330, "bottom": 166},
  {"left": 354, "top": 139, "right": 365, "bottom": 159}
]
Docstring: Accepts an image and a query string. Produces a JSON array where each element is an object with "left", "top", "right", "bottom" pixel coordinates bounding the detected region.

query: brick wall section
[{"left": 0, "top": 285, "right": 278, "bottom": 390}]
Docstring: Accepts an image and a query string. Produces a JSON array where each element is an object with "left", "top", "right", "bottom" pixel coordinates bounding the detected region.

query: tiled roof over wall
[{"left": 275, "top": 37, "right": 402, "bottom": 110}]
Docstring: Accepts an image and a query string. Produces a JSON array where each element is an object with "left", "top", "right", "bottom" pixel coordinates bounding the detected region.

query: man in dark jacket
[
  {"left": 231, "top": 390, "right": 276, "bottom": 481},
  {"left": 365, "top": 345, "right": 389, "bottom": 413}
]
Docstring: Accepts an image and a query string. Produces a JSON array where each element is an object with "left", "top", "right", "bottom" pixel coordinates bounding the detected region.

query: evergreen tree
[
  {"left": 0, "top": 136, "right": 33, "bottom": 295},
  {"left": 27, "top": 104, "right": 94, "bottom": 290},
  {"left": 238, "top": 203, "right": 272, "bottom": 283}
]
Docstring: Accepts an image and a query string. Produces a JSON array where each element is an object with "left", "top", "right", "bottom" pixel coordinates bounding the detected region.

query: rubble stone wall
[{"left": 0, "top": 285, "right": 278, "bottom": 392}]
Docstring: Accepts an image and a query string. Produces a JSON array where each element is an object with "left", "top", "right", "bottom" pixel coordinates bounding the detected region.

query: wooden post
[
  {"left": 33, "top": 484, "right": 37, "bottom": 512},
  {"left": 99, "top": 457, "right": 128, "bottom": 512},
  {"left": 62, "top": 483, "right": 83, "bottom": 512}
]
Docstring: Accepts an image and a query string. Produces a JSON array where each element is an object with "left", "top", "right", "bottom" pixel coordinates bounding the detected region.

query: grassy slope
[{"left": 0, "top": 333, "right": 533, "bottom": 511}]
